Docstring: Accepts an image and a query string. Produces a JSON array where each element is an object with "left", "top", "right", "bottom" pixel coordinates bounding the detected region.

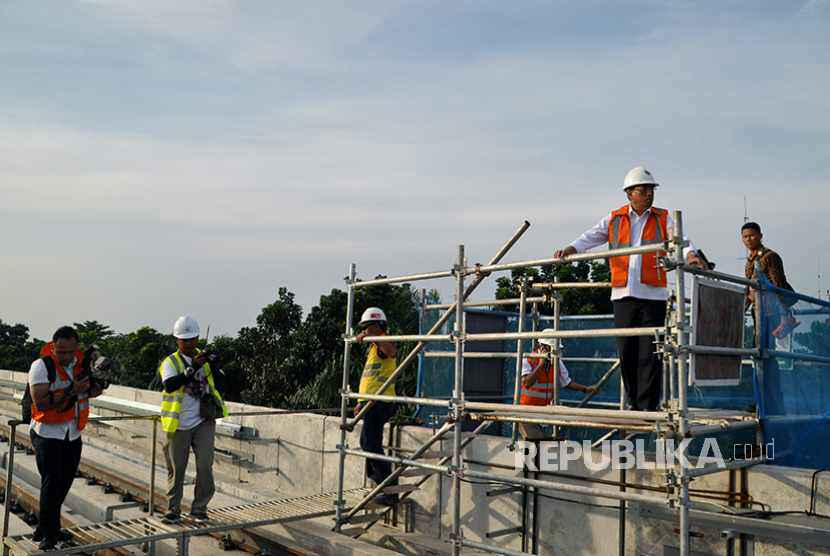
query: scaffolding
[
  {"left": 332, "top": 212, "right": 830, "bottom": 556},
  {"left": 2, "top": 214, "right": 829, "bottom": 555}
]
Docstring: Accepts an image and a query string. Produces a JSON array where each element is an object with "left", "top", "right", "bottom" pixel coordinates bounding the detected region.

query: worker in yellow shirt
[{"left": 353, "top": 307, "right": 398, "bottom": 504}]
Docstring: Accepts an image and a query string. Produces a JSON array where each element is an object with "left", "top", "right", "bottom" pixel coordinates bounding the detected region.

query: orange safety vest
[
  {"left": 520, "top": 357, "right": 555, "bottom": 406},
  {"left": 608, "top": 204, "right": 668, "bottom": 288},
  {"left": 30, "top": 342, "right": 89, "bottom": 431}
]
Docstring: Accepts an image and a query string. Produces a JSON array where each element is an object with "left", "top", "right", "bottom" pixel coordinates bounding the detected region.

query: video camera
[
  {"left": 192, "top": 348, "right": 221, "bottom": 370},
  {"left": 80, "top": 344, "right": 114, "bottom": 391}
]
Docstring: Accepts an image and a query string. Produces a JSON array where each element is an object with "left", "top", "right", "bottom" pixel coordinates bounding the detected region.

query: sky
[{"left": 1, "top": 1, "right": 828, "bottom": 340}]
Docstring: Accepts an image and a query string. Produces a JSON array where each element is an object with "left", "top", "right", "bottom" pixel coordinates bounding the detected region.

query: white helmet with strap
[
  {"left": 623, "top": 166, "right": 659, "bottom": 190},
  {"left": 538, "top": 328, "right": 557, "bottom": 347},
  {"left": 359, "top": 307, "right": 387, "bottom": 327},
  {"left": 173, "top": 315, "right": 200, "bottom": 339}
]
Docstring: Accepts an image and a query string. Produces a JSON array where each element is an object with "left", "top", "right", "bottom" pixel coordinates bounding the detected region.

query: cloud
[{"left": 0, "top": 1, "right": 828, "bottom": 338}]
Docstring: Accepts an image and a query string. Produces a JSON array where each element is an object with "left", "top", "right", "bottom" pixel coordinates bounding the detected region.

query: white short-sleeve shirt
[
  {"left": 160, "top": 353, "right": 204, "bottom": 431},
  {"left": 521, "top": 357, "right": 572, "bottom": 389},
  {"left": 28, "top": 358, "right": 82, "bottom": 441}
]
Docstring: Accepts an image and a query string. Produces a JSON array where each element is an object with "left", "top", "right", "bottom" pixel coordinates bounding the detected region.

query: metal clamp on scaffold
[
  {"left": 473, "top": 262, "right": 490, "bottom": 278},
  {"left": 449, "top": 461, "right": 465, "bottom": 481},
  {"left": 654, "top": 420, "right": 673, "bottom": 437},
  {"left": 658, "top": 255, "right": 679, "bottom": 272},
  {"left": 448, "top": 397, "right": 466, "bottom": 422},
  {"left": 664, "top": 471, "right": 677, "bottom": 502},
  {"left": 449, "top": 530, "right": 464, "bottom": 549}
]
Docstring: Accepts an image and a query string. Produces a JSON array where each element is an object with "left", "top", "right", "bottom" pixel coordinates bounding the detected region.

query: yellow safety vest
[
  {"left": 358, "top": 343, "right": 397, "bottom": 401},
  {"left": 158, "top": 350, "right": 228, "bottom": 433}
]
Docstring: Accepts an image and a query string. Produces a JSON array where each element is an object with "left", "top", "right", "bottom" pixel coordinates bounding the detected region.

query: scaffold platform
[
  {"left": 3, "top": 488, "right": 373, "bottom": 555},
  {"left": 465, "top": 407, "right": 760, "bottom": 435}
]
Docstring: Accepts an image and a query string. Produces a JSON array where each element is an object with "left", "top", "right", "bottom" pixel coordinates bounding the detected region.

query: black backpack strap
[{"left": 40, "top": 356, "right": 57, "bottom": 383}]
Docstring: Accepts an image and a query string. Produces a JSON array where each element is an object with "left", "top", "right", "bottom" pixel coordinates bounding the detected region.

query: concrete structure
[{"left": 1, "top": 370, "right": 829, "bottom": 555}]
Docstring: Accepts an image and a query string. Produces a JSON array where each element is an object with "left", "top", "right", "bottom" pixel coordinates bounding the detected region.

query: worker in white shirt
[{"left": 554, "top": 166, "right": 704, "bottom": 411}]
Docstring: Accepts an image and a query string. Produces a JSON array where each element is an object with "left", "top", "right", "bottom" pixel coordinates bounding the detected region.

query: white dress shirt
[
  {"left": 28, "top": 358, "right": 82, "bottom": 441},
  {"left": 569, "top": 205, "right": 695, "bottom": 302}
]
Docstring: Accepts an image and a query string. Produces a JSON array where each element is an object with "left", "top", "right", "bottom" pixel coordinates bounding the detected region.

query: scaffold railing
[{"left": 332, "top": 211, "right": 830, "bottom": 556}]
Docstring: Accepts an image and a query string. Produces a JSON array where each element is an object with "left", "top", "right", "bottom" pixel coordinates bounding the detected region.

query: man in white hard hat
[
  {"left": 158, "top": 315, "right": 228, "bottom": 523},
  {"left": 518, "top": 331, "right": 597, "bottom": 439},
  {"left": 353, "top": 307, "right": 398, "bottom": 505},
  {"left": 554, "top": 166, "right": 704, "bottom": 411}
]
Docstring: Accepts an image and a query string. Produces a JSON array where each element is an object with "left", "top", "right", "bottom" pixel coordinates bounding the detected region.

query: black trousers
[
  {"left": 613, "top": 297, "right": 666, "bottom": 411},
  {"left": 359, "top": 402, "right": 397, "bottom": 484},
  {"left": 30, "top": 430, "right": 83, "bottom": 539}
]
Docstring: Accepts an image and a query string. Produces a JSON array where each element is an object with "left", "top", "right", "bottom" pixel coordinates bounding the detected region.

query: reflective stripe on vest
[
  {"left": 607, "top": 204, "right": 668, "bottom": 288},
  {"left": 358, "top": 343, "right": 397, "bottom": 400},
  {"left": 520, "top": 358, "right": 555, "bottom": 406},
  {"left": 31, "top": 349, "right": 90, "bottom": 431},
  {"left": 158, "top": 350, "right": 228, "bottom": 433}
]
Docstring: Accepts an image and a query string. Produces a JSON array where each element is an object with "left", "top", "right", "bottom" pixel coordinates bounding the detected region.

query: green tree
[
  {"left": 206, "top": 335, "right": 245, "bottom": 403},
  {"left": 74, "top": 320, "right": 115, "bottom": 346},
  {"left": 495, "top": 261, "right": 612, "bottom": 315},
  {"left": 236, "top": 287, "right": 304, "bottom": 407},
  {"left": 0, "top": 320, "right": 42, "bottom": 371},
  {"left": 288, "top": 283, "right": 422, "bottom": 410},
  {"left": 101, "top": 326, "right": 176, "bottom": 389},
  {"left": 795, "top": 319, "right": 830, "bottom": 356}
]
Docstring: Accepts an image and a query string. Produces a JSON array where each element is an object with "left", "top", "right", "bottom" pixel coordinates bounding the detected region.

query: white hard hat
[
  {"left": 538, "top": 328, "right": 557, "bottom": 347},
  {"left": 359, "top": 307, "right": 387, "bottom": 327},
  {"left": 173, "top": 315, "right": 200, "bottom": 339},
  {"left": 623, "top": 166, "right": 659, "bottom": 190}
]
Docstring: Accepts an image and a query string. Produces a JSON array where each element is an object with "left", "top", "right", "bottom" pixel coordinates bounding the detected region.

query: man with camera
[
  {"left": 158, "top": 315, "right": 227, "bottom": 524},
  {"left": 27, "top": 326, "right": 107, "bottom": 550}
]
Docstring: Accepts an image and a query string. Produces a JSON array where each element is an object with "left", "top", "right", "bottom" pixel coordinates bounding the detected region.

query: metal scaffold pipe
[
  {"left": 334, "top": 263, "right": 356, "bottom": 531},
  {"left": 347, "top": 221, "right": 530, "bottom": 430},
  {"left": 355, "top": 270, "right": 455, "bottom": 288},
  {"left": 672, "top": 211, "right": 691, "bottom": 556},
  {"left": 346, "top": 392, "right": 451, "bottom": 407},
  {"left": 451, "top": 244, "right": 466, "bottom": 556},
  {"left": 470, "top": 243, "right": 670, "bottom": 275},
  {"left": 357, "top": 326, "right": 664, "bottom": 345},
  {"left": 425, "top": 296, "right": 546, "bottom": 311},
  {"left": 343, "top": 421, "right": 454, "bottom": 520},
  {"left": 356, "top": 326, "right": 663, "bottom": 343},
  {"left": 551, "top": 275, "right": 562, "bottom": 439},
  {"left": 532, "top": 281, "right": 612, "bottom": 289},
  {"left": 510, "top": 278, "right": 528, "bottom": 446},
  {"left": 463, "top": 469, "right": 670, "bottom": 506},
  {"left": 464, "top": 400, "right": 667, "bottom": 421},
  {"left": 462, "top": 327, "right": 664, "bottom": 342}
]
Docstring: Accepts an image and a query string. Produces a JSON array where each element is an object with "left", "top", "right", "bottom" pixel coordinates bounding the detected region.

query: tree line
[{"left": 0, "top": 283, "right": 429, "bottom": 410}]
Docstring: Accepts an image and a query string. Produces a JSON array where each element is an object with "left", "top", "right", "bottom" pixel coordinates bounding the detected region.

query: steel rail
[
  {"left": 356, "top": 326, "right": 664, "bottom": 343},
  {"left": 425, "top": 296, "right": 546, "bottom": 311},
  {"left": 532, "top": 282, "right": 611, "bottom": 289},
  {"left": 468, "top": 243, "right": 670, "bottom": 275}
]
